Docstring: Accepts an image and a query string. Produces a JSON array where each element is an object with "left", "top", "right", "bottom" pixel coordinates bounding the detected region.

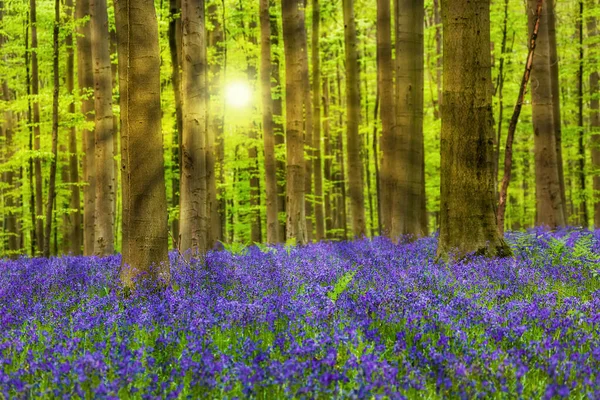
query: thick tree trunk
[
  {"left": 437, "top": 0, "right": 510, "bottom": 259},
  {"left": 377, "top": 0, "right": 395, "bottom": 236},
  {"left": 90, "top": 0, "right": 115, "bottom": 255},
  {"left": 282, "top": 0, "right": 307, "bottom": 244},
  {"left": 312, "top": 0, "right": 324, "bottom": 241},
  {"left": 342, "top": 0, "right": 366, "bottom": 237},
  {"left": 43, "top": 0, "right": 60, "bottom": 258},
  {"left": 528, "top": 0, "right": 565, "bottom": 228},
  {"left": 114, "top": 0, "right": 170, "bottom": 287},
  {"left": 546, "top": 0, "right": 568, "bottom": 221},
  {"left": 588, "top": 0, "right": 600, "bottom": 228},
  {"left": 207, "top": 1, "right": 223, "bottom": 246},
  {"left": 260, "top": 0, "right": 279, "bottom": 244},
  {"left": 179, "top": 0, "right": 208, "bottom": 255},
  {"left": 30, "top": 0, "right": 44, "bottom": 255},
  {"left": 168, "top": 0, "right": 182, "bottom": 246},
  {"left": 76, "top": 0, "right": 96, "bottom": 256}
]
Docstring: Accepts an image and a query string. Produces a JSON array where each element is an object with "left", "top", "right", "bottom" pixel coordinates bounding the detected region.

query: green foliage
[{"left": 327, "top": 270, "right": 356, "bottom": 303}]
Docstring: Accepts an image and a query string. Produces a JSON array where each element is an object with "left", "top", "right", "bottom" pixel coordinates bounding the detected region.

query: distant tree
[
  {"left": 342, "top": 0, "right": 366, "bottom": 238},
  {"left": 588, "top": 0, "right": 600, "bottom": 227},
  {"left": 437, "top": 0, "right": 510, "bottom": 259},
  {"left": 114, "top": 0, "right": 170, "bottom": 286},
  {"left": 91, "top": 0, "right": 115, "bottom": 255},
  {"left": 528, "top": 0, "right": 565, "bottom": 228},
  {"left": 30, "top": 0, "right": 43, "bottom": 255},
  {"left": 282, "top": 0, "right": 307, "bottom": 244},
  {"left": 179, "top": 0, "right": 209, "bottom": 255}
]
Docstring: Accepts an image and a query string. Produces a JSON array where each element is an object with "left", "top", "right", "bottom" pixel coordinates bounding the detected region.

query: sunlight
[{"left": 225, "top": 81, "right": 252, "bottom": 109}]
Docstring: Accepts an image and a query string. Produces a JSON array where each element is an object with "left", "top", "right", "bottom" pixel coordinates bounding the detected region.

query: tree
[
  {"left": 342, "top": 0, "right": 366, "bottom": 238},
  {"left": 30, "top": 0, "right": 43, "bottom": 254},
  {"left": 260, "top": 0, "right": 279, "bottom": 244},
  {"left": 377, "top": 0, "right": 395, "bottom": 236},
  {"left": 392, "top": 0, "right": 427, "bottom": 239},
  {"left": 75, "top": 0, "right": 95, "bottom": 256},
  {"left": 528, "top": 0, "right": 565, "bottom": 229},
  {"left": 282, "top": 0, "right": 307, "bottom": 244},
  {"left": 90, "top": 0, "right": 115, "bottom": 255},
  {"left": 437, "top": 0, "right": 511, "bottom": 259},
  {"left": 312, "top": 0, "right": 324, "bottom": 241},
  {"left": 179, "top": 0, "right": 208, "bottom": 256},
  {"left": 114, "top": 0, "right": 170, "bottom": 286},
  {"left": 588, "top": 0, "right": 600, "bottom": 227}
]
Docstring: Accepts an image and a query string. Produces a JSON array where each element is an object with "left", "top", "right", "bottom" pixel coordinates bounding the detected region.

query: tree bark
[
  {"left": 282, "top": 0, "right": 307, "bottom": 244},
  {"left": 437, "top": 0, "right": 510, "bottom": 259},
  {"left": 179, "top": 0, "right": 209, "bottom": 255},
  {"left": 342, "top": 0, "right": 366, "bottom": 237},
  {"left": 323, "top": 76, "right": 333, "bottom": 237},
  {"left": 300, "top": 2, "right": 313, "bottom": 242},
  {"left": 312, "top": 0, "right": 324, "bottom": 241},
  {"left": 114, "top": 0, "right": 170, "bottom": 287},
  {"left": 577, "top": 0, "right": 588, "bottom": 227},
  {"left": 91, "top": 0, "right": 115, "bottom": 255},
  {"left": 528, "top": 0, "right": 565, "bottom": 228},
  {"left": 588, "top": 0, "right": 600, "bottom": 228},
  {"left": 76, "top": 0, "right": 96, "bottom": 256},
  {"left": 260, "top": 0, "right": 279, "bottom": 244}
]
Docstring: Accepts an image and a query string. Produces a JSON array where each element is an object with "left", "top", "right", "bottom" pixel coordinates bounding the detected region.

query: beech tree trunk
[
  {"left": 312, "top": 0, "right": 324, "bottom": 241},
  {"left": 342, "top": 0, "right": 366, "bottom": 237},
  {"left": 179, "top": 0, "right": 209, "bottom": 255},
  {"left": 528, "top": 0, "right": 565, "bottom": 228},
  {"left": 437, "top": 0, "right": 510, "bottom": 259},
  {"left": 300, "top": 3, "right": 313, "bottom": 242},
  {"left": 577, "top": 1, "right": 588, "bottom": 227},
  {"left": 260, "top": 0, "right": 279, "bottom": 244},
  {"left": 323, "top": 77, "right": 333, "bottom": 237},
  {"left": 76, "top": 0, "right": 95, "bottom": 256},
  {"left": 90, "top": 0, "right": 115, "bottom": 255},
  {"left": 114, "top": 0, "right": 170, "bottom": 287},
  {"left": 588, "top": 0, "right": 600, "bottom": 228},
  {"left": 282, "top": 0, "right": 307, "bottom": 244}
]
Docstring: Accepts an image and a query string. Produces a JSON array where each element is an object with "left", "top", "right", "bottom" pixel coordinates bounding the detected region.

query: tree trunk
[
  {"left": 323, "top": 76, "right": 333, "bottom": 237},
  {"left": 114, "top": 0, "right": 170, "bottom": 287},
  {"left": 90, "top": 0, "right": 115, "bottom": 255},
  {"left": 312, "top": 0, "right": 324, "bottom": 241},
  {"left": 377, "top": 0, "right": 395, "bottom": 236},
  {"left": 546, "top": 0, "right": 568, "bottom": 221},
  {"left": 76, "top": 0, "right": 96, "bottom": 256},
  {"left": 260, "top": 0, "right": 279, "bottom": 244},
  {"left": 588, "top": 0, "right": 600, "bottom": 228},
  {"left": 393, "top": 0, "right": 427, "bottom": 239},
  {"left": 207, "top": 0, "right": 223, "bottom": 246},
  {"left": 342, "top": 0, "right": 366, "bottom": 238},
  {"left": 528, "top": 0, "right": 565, "bottom": 229},
  {"left": 437, "top": 0, "right": 510, "bottom": 259},
  {"left": 30, "top": 0, "right": 44, "bottom": 255},
  {"left": 168, "top": 0, "right": 182, "bottom": 246},
  {"left": 577, "top": 0, "right": 588, "bottom": 227},
  {"left": 300, "top": 3, "right": 313, "bottom": 242},
  {"left": 282, "top": 0, "right": 307, "bottom": 244},
  {"left": 179, "top": 0, "right": 208, "bottom": 255},
  {"left": 24, "top": 10, "right": 35, "bottom": 255},
  {"left": 336, "top": 56, "right": 348, "bottom": 240}
]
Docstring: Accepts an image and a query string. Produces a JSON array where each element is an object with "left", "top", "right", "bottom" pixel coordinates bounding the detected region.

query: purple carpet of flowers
[{"left": 1, "top": 228, "right": 600, "bottom": 399}]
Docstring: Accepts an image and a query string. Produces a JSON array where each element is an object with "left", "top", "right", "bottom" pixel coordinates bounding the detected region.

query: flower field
[{"left": 1, "top": 228, "right": 600, "bottom": 399}]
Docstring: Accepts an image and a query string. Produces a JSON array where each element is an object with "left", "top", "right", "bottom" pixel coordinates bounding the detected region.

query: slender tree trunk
[
  {"left": 378, "top": 0, "right": 395, "bottom": 235},
  {"left": 336, "top": 56, "right": 348, "bottom": 240},
  {"left": 528, "top": 0, "right": 565, "bottom": 228},
  {"left": 588, "top": 0, "right": 600, "bottom": 228},
  {"left": 90, "top": 0, "right": 115, "bottom": 255},
  {"left": 312, "top": 0, "right": 324, "bottom": 241},
  {"left": 494, "top": 0, "right": 510, "bottom": 190},
  {"left": 24, "top": 11, "right": 36, "bottom": 255},
  {"left": 76, "top": 0, "right": 95, "bottom": 256},
  {"left": 30, "top": 0, "right": 44, "bottom": 255},
  {"left": 433, "top": 0, "right": 442, "bottom": 115},
  {"left": 207, "top": 1, "right": 223, "bottom": 246},
  {"left": 362, "top": 38, "right": 375, "bottom": 237},
  {"left": 115, "top": 0, "right": 170, "bottom": 286},
  {"left": 260, "top": 0, "right": 279, "bottom": 243},
  {"left": 497, "top": 0, "right": 542, "bottom": 234},
  {"left": 43, "top": 0, "right": 60, "bottom": 258},
  {"left": 168, "top": 0, "right": 182, "bottom": 246},
  {"left": 62, "top": 0, "right": 82, "bottom": 255},
  {"left": 437, "top": 0, "right": 510, "bottom": 259},
  {"left": 373, "top": 89, "right": 382, "bottom": 235},
  {"left": 110, "top": 29, "right": 120, "bottom": 252},
  {"left": 342, "top": 0, "right": 366, "bottom": 237},
  {"left": 179, "top": 0, "right": 208, "bottom": 255},
  {"left": 547, "top": 0, "right": 567, "bottom": 221},
  {"left": 323, "top": 76, "right": 333, "bottom": 237},
  {"left": 577, "top": 0, "right": 588, "bottom": 227},
  {"left": 270, "top": 1, "right": 286, "bottom": 242},
  {"left": 282, "top": 0, "right": 307, "bottom": 244}
]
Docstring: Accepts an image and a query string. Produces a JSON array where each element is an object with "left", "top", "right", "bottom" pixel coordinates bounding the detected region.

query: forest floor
[{"left": 1, "top": 228, "right": 600, "bottom": 398}]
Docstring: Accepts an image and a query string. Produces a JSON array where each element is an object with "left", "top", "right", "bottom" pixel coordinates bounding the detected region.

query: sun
[{"left": 225, "top": 81, "right": 252, "bottom": 109}]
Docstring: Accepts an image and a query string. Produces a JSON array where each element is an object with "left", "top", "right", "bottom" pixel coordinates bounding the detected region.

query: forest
[{"left": 1, "top": 0, "right": 600, "bottom": 398}]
